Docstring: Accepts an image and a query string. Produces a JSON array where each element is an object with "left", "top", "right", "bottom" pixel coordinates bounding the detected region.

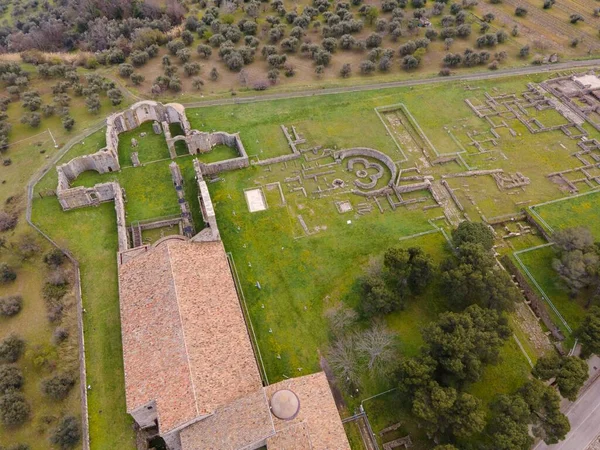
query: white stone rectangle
[{"left": 245, "top": 188, "right": 267, "bottom": 212}]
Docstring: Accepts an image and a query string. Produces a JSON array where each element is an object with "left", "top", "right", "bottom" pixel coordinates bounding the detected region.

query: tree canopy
[
  {"left": 451, "top": 221, "right": 495, "bottom": 250},
  {"left": 577, "top": 306, "right": 600, "bottom": 357},
  {"left": 412, "top": 381, "right": 485, "bottom": 439},
  {"left": 359, "top": 246, "right": 434, "bottom": 317},
  {"left": 422, "top": 304, "right": 511, "bottom": 383},
  {"left": 442, "top": 232, "right": 520, "bottom": 312},
  {"left": 533, "top": 353, "right": 588, "bottom": 401},
  {"left": 551, "top": 227, "right": 599, "bottom": 303},
  {"left": 487, "top": 394, "right": 534, "bottom": 450},
  {"left": 518, "top": 379, "right": 570, "bottom": 444}
]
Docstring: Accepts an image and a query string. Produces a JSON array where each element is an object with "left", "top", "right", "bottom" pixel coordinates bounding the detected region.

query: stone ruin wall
[
  {"left": 334, "top": 147, "right": 399, "bottom": 186},
  {"left": 57, "top": 149, "right": 118, "bottom": 187},
  {"left": 57, "top": 181, "right": 128, "bottom": 251},
  {"left": 191, "top": 159, "right": 220, "bottom": 242},
  {"left": 184, "top": 131, "right": 250, "bottom": 174},
  {"left": 55, "top": 101, "right": 256, "bottom": 253}
]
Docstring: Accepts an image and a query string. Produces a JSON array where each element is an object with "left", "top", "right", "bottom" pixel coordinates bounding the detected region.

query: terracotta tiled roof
[
  {"left": 179, "top": 389, "right": 275, "bottom": 450},
  {"left": 118, "top": 239, "right": 263, "bottom": 433},
  {"left": 266, "top": 372, "right": 352, "bottom": 450},
  {"left": 266, "top": 422, "right": 313, "bottom": 450}
]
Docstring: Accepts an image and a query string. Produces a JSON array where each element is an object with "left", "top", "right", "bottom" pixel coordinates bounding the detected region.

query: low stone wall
[
  {"left": 113, "top": 184, "right": 129, "bottom": 252},
  {"left": 198, "top": 157, "right": 249, "bottom": 176},
  {"left": 334, "top": 147, "right": 398, "bottom": 186},
  {"left": 442, "top": 169, "right": 504, "bottom": 179},
  {"left": 254, "top": 153, "right": 301, "bottom": 166},
  {"left": 501, "top": 255, "right": 564, "bottom": 341}
]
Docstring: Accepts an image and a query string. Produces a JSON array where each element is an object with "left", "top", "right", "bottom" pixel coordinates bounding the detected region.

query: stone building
[{"left": 118, "top": 238, "right": 351, "bottom": 450}]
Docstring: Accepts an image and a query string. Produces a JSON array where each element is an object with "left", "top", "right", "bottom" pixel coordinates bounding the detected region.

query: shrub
[
  {"left": 107, "top": 89, "right": 123, "bottom": 106},
  {"left": 366, "top": 33, "right": 383, "bottom": 48},
  {"left": 0, "top": 211, "right": 17, "bottom": 232},
  {"left": 197, "top": 44, "right": 212, "bottom": 58},
  {"left": 41, "top": 373, "right": 75, "bottom": 400},
  {"left": 0, "top": 263, "right": 16, "bottom": 284},
  {"left": 0, "top": 334, "right": 25, "bottom": 363},
  {"left": 50, "top": 416, "right": 81, "bottom": 449},
  {"left": 570, "top": 13, "right": 584, "bottom": 24},
  {"left": 192, "top": 77, "right": 205, "bottom": 90},
  {"left": 183, "top": 62, "right": 201, "bottom": 77},
  {"left": 0, "top": 392, "right": 30, "bottom": 426},
  {"left": 62, "top": 116, "right": 75, "bottom": 131},
  {"left": 359, "top": 60, "right": 376, "bottom": 74},
  {"left": 515, "top": 6, "right": 527, "bottom": 16},
  {"left": 118, "top": 64, "right": 134, "bottom": 78},
  {"left": 20, "top": 112, "right": 41, "bottom": 128},
  {"left": 253, "top": 80, "right": 269, "bottom": 91},
  {"left": 0, "top": 295, "right": 22, "bottom": 317},
  {"left": 0, "top": 365, "right": 23, "bottom": 394},
  {"left": 340, "top": 63, "right": 352, "bottom": 78},
  {"left": 177, "top": 48, "right": 192, "bottom": 63},
  {"left": 16, "top": 233, "right": 40, "bottom": 260},
  {"left": 53, "top": 327, "right": 69, "bottom": 344},
  {"left": 130, "top": 74, "right": 145, "bottom": 86},
  {"left": 402, "top": 55, "right": 420, "bottom": 70},
  {"left": 167, "top": 39, "right": 185, "bottom": 55},
  {"left": 130, "top": 51, "right": 149, "bottom": 67}
]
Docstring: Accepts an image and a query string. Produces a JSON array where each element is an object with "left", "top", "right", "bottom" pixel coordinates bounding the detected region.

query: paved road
[
  {"left": 535, "top": 358, "right": 600, "bottom": 450},
  {"left": 180, "top": 58, "right": 600, "bottom": 109}
]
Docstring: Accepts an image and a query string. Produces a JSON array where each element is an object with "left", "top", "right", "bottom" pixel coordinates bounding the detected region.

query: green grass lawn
[
  {"left": 118, "top": 122, "right": 172, "bottom": 167},
  {"left": 532, "top": 190, "right": 600, "bottom": 238}
]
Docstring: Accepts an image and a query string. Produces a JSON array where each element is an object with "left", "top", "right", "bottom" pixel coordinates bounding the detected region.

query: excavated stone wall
[
  {"left": 192, "top": 159, "right": 220, "bottom": 242},
  {"left": 334, "top": 147, "right": 398, "bottom": 184}
]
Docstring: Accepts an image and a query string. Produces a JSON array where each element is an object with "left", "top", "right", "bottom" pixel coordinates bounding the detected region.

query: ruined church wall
[
  {"left": 57, "top": 181, "right": 118, "bottom": 210},
  {"left": 58, "top": 150, "right": 119, "bottom": 183}
]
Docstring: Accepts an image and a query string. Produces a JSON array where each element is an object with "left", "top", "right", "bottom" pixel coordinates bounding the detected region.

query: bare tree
[
  {"left": 324, "top": 303, "right": 358, "bottom": 336},
  {"left": 328, "top": 335, "right": 360, "bottom": 388},
  {"left": 355, "top": 323, "right": 398, "bottom": 376}
]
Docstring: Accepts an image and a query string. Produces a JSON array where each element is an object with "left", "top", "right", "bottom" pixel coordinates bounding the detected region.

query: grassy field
[
  {"left": 514, "top": 190, "right": 600, "bottom": 347},
  {"left": 532, "top": 190, "right": 600, "bottom": 238},
  {"left": 28, "top": 70, "right": 598, "bottom": 448}
]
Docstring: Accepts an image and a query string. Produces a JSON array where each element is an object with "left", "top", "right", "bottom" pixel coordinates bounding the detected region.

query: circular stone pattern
[
  {"left": 332, "top": 179, "right": 345, "bottom": 188},
  {"left": 356, "top": 169, "right": 368, "bottom": 178},
  {"left": 270, "top": 389, "right": 300, "bottom": 420}
]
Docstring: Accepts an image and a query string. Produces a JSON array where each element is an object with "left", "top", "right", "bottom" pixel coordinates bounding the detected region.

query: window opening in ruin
[
  {"left": 108, "top": 167, "right": 113, "bottom": 172},
  {"left": 89, "top": 192, "right": 98, "bottom": 201}
]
